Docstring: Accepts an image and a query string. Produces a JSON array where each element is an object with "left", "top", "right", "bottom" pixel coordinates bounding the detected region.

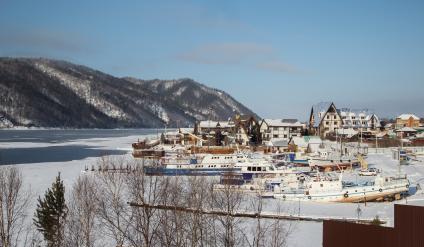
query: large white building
[
  {"left": 309, "top": 102, "right": 381, "bottom": 137},
  {"left": 338, "top": 108, "right": 381, "bottom": 131},
  {"left": 260, "top": 119, "right": 303, "bottom": 142}
]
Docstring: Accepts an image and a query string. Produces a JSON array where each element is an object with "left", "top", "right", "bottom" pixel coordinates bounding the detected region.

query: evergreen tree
[{"left": 34, "top": 173, "right": 67, "bottom": 247}]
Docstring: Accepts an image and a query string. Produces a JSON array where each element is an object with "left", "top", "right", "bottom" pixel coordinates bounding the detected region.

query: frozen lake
[
  {"left": 0, "top": 129, "right": 161, "bottom": 164},
  {"left": 1, "top": 129, "right": 423, "bottom": 247}
]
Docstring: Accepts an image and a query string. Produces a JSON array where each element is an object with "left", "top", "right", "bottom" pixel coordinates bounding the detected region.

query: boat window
[
  {"left": 248, "top": 167, "right": 251, "bottom": 171},
  {"left": 253, "top": 167, "right": 257, "bottom": 171},
  {"left": 320, "top": 184, "right": 323, "bottom": 187},
  {"left": 258, "top": 167, "right": 262, "bottom": 171}
]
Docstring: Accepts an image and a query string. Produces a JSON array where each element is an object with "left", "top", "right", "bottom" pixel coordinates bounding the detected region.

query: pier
[{"left": 128, "top": 201, "right": 385, "bottom": 224}]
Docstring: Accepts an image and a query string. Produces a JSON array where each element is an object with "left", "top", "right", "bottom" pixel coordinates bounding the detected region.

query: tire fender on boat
[
  {"left": 379, "top": 188, "right": 383, "bottom": 192},
  {"left": 307, "top": 196, "right": 311, "bottom": 200},
  {"left": 344, "top": 192, "right": 349, "bottom": 198},
  {"left": 406, "top": 184, "right": 410, "bottom": 188}
]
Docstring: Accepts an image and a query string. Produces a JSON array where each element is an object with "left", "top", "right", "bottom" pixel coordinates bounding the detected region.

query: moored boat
[{"left": 273, "top": 173, "right": 410, "bottom": 203}]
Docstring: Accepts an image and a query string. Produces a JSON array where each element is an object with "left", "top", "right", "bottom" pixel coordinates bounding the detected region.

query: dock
[{"left": 128, "top": 202, "right": 386, "bottom": 224}]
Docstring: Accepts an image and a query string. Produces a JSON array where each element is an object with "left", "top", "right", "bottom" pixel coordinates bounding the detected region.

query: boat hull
[
  {"left": 274, "top": 183, "right": 409, "bottom": 203},
  {"left": 143, "top": 166, "right": 241, "bottom": 176}
]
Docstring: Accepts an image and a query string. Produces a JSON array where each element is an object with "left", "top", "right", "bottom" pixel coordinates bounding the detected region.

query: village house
[
  {"left": 309, "top": 102, "right": 384, "bottom": 138},
  {"left": 232, "top": 114, "right": 261, "bottom": 146},
  {"left": 260, "top": 119, "right": 303, "bottom": 143},
  {"left": 194, "top": 120, "right": 236, "bottom": 146},
  {"left": 178, "top": 128, "right": 205, "bottom": 146},
  {"left": 395, "top": 127, "right": 417, "bottom": 138},
  {"left": 395, "top": 114, "right": 420, "bottom": 129},
  {"left": 265, "top": 138, "right": 289, "bottom": 153},
  {"left": 309, "top": 102, "right": 342, "bottom": 137},
  {"left": 195, "top": 120, "right": 235, "bottom": 135}
]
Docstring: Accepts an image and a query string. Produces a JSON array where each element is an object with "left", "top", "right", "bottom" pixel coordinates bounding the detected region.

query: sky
[{"left": 1, "top": 0, "right": 423, "bottom": 121}]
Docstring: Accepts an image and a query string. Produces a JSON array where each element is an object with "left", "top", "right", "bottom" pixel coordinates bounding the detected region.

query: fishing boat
[
  {"left": 143, "top": 152, "right": 256, "bottom": 176},
  {"left": 273, "top": 173, "right": 410, "bottom": 203}
]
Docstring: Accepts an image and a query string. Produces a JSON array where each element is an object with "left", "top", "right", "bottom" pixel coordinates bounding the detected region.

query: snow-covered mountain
[{"left": 0, "top": 58, "right": 256, "bottom": 128}]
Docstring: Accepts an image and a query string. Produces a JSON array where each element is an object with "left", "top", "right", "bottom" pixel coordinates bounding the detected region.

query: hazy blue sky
[{"left": 1, "top": 0, "right": 423, "bottom": 120}]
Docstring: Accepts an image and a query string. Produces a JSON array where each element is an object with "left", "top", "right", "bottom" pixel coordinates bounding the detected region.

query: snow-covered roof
[
  {"left": 198, "top": 121, "right": 234, "bottom": 128},
  {"left": 179, "top": 128, "right": 194, "bottom": 134},
  {"left": 290, "top": 136, "right": 322, "bottom": 147},
  {"left": 263, "top": 119, "right": 302, "bottom": 127},
  {"left": 397, "top": 114, "right": 420, "bottom": 120},
  {"left": 311, "top": 102, "right": 334, "bottom": 128},
  {"left": 217, "top": 121, "right": 235, "bottom": 128},
  {"left": 339, "top": 109, "right": 376, "bottom": 119},
  {"left": 266, "top": 138, "right": 289, "bottom": 147},
  {"left": 199, "top": 121, "right": 219, "bottom": 128},
  {"left": 395, "top": 127, "right": 417, "bottom": 132}
]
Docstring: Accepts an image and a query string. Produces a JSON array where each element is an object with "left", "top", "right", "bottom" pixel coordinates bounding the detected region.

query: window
[
  {"left": 326, "top": 121, "right": 329, "bottom": 125},
  {"left": 273, "top": 135, "right": 278, "bottom": 138},
  {"left": 327, "top": 115, "right": 330, "bottom": 119},
  {"left": 273, "top": 127, "right": 279, "bottom": 131}
]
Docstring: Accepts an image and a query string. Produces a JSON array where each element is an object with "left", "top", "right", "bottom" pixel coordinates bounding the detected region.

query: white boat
[
  {"left": 308, "top": 152, "right": 359, "bottom": 171},
  {"left": 273, "top": 173, "right": 409, "bottom": 202},
  {"left": 143, "top": 152, "right": 262, "bottom": 176}
]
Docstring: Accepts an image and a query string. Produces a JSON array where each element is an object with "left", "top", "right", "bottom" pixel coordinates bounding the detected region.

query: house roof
[
  {"left": 311, "top": 102, "right": 334, "bottom": 128},
  {"left": 396, "top": 127, "right": 417, "bottom": 132},
  {"left": 262, "top": 119, "right": 302, "bottom": 127},
  {"left": 397, "top": 114, "right": 420, "bottom": 120},
  {"left": 198, "top": 121, "right": 234, "bottom": 128},
  {"left": 282, "top": 119, "right": 299, "bottom": 124},
  {"left": 290, "top": 136, "right": 322, "bottom": 147},
  {"left": 266, "top": 138, "right": 289, "bottom": 147},
  {"left": 179, "top": 128, "right": 194, "bottom": 134},
  {"left": 199, "top": 121, "right": 219, "bottom": 128}
]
